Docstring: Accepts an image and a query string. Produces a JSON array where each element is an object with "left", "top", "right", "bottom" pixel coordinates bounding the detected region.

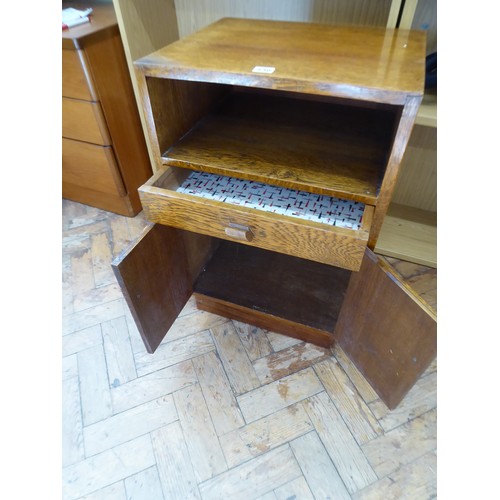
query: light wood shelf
[{"left": 375, "top": 203, "right": 436, "bottom": 267}]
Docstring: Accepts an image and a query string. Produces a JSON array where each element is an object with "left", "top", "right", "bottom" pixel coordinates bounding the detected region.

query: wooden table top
[{"left": 136, "top": 17, "right": 426, "bottom": 104}]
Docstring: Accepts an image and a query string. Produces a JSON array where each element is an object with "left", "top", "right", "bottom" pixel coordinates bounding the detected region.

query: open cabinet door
[
  {"left": 334, "top": 248, "right": 437, "bottom": 409},
  {"left": 112, "top": 223, "right": 203, "bottom": 353}
]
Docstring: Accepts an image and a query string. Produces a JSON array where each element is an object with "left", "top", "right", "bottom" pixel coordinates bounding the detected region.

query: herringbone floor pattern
[{"left": 62, "top": 199, "right": 437, "bottom": 500}]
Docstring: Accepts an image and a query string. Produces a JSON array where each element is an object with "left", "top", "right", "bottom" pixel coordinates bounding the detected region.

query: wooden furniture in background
[
  {"left": 113, "top": 18, "right": 431, "bottom": 408},
  {"left": 62, "top": 2, "right": 152, "bottom": 216}
]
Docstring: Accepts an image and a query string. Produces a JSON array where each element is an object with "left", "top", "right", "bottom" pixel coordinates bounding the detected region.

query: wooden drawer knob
[{"left": 225, "top": 223, "right": 253, "bottom": 242}]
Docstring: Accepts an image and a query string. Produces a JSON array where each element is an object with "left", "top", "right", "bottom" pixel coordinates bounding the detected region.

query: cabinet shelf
[
  {"left": 375, "top": 203, "right": 436, "bottom": 267},
  {"left": 163, "top": 91, "right": 399, "bottom": 205},
  {"left": 194, "top": 240, "right": 352, "bottom": 345}
]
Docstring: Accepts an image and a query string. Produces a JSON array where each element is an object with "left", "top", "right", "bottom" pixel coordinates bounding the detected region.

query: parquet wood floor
[{"left": 62, "top": 199, "right": 437, "bottom": 500}]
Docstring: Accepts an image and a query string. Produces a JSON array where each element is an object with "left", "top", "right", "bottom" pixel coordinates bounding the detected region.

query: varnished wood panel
[
  {"left": 62, "top": 49, "right": 97, "bottom": 100},
  {"left": 82, "top": 27, "right": 153, "bottom": 213},
  {"left": 111, "top": 224, "right": 192, "bottom": 353},
  {"left": 367, "top": 95, "right": 422, "bottom": 247},
  {"left": 62, "top": 138, "right": 126, "bottom": 196},
  {"left": 62, "top": 3, "right": 153, "bottom": 216},
  {"left": 136, "top": 18, "right": 426, "bottom": 104},
  {"left": 195, "top": 295, "right": 335, "bottom": 348},
  {"left": 140, "top": 167, "right": 372, "bottom": 271},
  {"left": 62, "top": 98, "right": 111, "bottom": 145},
  {"left": 165, "top": 91, "right": 399, "bottom": 204},
  {"left": 334, "top": 249, "right": 436, "bottom": 409},
  {"left": 62, "top": 2, "right": 119, "bottom": 49},
  {"left": 62, "top": 182, "right": 132, "bottom": 216}
]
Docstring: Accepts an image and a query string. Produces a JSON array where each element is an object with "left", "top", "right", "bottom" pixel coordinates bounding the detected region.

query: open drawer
[{"left": 138, "top": 166, "right": 374, "bottom": 271}]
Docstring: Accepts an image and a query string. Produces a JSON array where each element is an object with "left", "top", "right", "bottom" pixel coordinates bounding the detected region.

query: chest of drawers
[
  {"left": 62, "top": 3, "right": 152, "bottom": 216},
  {"left": 113, "top": 18, "right": 436, "bottom": 409}
]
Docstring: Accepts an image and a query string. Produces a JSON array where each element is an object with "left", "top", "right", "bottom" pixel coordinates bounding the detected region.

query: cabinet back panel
[{"left": 194, "top": 241, "right": 352, "bottom": 333}]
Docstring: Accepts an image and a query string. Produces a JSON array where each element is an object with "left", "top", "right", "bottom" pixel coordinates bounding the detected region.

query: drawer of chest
[
  {"left": 62, "top": 97, "right": 111, "bottom": 145},
  {"left": 138, "top": 167, "right": 374, "bottom": 271},
  {"left": 62, "top": 138, "right": 126, "bottom": 196},
  {"left": 62, "top": 49, "right": 98, "bottom": 101}
]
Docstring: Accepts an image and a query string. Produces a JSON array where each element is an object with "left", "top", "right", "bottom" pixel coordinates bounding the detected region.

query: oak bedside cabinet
[
  {"left": 112, "top": 18, "right": 436, "bottom": 409},
  {"left": 62, "top": 2, "right": 152, "bottom": 216}
]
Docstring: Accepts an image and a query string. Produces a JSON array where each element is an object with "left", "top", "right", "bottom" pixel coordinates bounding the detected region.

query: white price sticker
[{"left": 252, "top": 66, "right": 276, "bottom": 74}]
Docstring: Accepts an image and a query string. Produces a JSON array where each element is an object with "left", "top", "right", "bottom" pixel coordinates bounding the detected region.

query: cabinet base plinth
[{"left": 194, "top": 293, "right": 335, "bottom": 348}]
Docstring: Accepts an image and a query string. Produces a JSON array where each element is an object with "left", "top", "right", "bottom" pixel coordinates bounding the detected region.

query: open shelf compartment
[
  {"left": 160, "top": 89, "right": 400, "bottom": 205},
  {"left": 194, "top": 240, "right": 352, "bottom": 347}
]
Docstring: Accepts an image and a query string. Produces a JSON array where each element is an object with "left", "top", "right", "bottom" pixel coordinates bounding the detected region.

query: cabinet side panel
[
  {"left": 112, "top": 224, "right": 193, "bottom": 353},
  {"left": 334, "top": 249, "right": 436, "bottom": 409},
  {"left": 143, "top": 77, "right": 230, "bottom": 166},
  {"left": 368, "top": 95, "right": 421, "bottom": 247}
]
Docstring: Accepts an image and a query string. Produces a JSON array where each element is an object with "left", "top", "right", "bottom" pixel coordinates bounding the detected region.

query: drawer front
[
  {"left": 62, "top": 138, "right": 126, "bottom": 196},
  {"left": 62, "top": 49, "right": 98, "bottom": 101},
  {"left": 139, "top": 168, "right": 373, "bottom": 271},
  {"left": 62, "top": 98, "right": 111, "bottom": 145}
]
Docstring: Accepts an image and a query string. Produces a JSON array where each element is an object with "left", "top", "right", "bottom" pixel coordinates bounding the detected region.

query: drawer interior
[
  {"left": 144, "top": 166, "right": 372, "bottom": 233},
  {"left": 177, "top": 170, "right": 366, "bottom": 231}
]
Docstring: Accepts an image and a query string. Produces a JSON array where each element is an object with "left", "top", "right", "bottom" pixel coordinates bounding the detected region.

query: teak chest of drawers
[
  {"left": 113, "top": 18, "right": 436, "bottom": 409},
  {"left": 62, "top": 3, "right": 152, "bottom": 216}
]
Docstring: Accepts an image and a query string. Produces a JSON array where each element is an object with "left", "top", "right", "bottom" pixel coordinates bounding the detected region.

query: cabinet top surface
[
  {"left": 62, "top": 3, "right": 117, "bottom": 49},
  {"left": 136, "top": 17, "right": 426, "bottom": 103}
]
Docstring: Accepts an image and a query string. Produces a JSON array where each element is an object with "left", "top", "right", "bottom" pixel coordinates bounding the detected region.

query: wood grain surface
[
  {"left": 164, "top": 91, "right": 398, "bottom": 204},
  {"left": 193, "top": 240, "right": 351, "bottom": 346},
  {"left": 62, "top": 49, "right": 97, "bottom": 100},
  {"left": 62, "top": 138, "right": 126, "bottom": 196},
  {"left": 62, "top": 98, "right": 111, "bottom": 145},
  {"left": 136, "top": 18, "right": 426, "bottom": 104},
  {"left": 334, "top": 249, "right": 436, "bottom": 409},
  {"left": 139, "top": 167, "right": 372, "bottom": 270},
  {"left": 111, "top": 224, "right": 192, "bottom": 353}
]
